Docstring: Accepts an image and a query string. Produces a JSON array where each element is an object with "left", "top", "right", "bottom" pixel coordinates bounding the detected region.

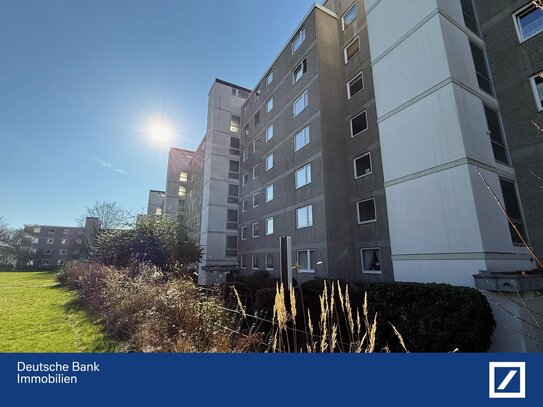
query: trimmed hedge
[{"left": 254, "top": 280, "right": 495, "bottom": 352}]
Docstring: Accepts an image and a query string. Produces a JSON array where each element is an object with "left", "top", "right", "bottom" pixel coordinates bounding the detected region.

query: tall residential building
[
  {"left": 185, "top": 79, "right": 251, "bottom": 284},
  {"left": 163, "top": 148, "right": 194, "bottom": 223},
  {"left": 474, "top": 1, "right": 543, "bottom": 260}
]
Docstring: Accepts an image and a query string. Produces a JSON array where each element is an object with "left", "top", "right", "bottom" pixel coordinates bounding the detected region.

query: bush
[{"left": 254, "top": 280, "right": 495, "bottom": 352}]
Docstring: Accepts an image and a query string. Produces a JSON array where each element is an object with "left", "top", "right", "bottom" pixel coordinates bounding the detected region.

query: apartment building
[
  {"left": 147, "top": 190, "right": 166, "bottom": 216},
  {"left": 19, "top": 217, "right": 99, "bottom": 268},
  {"left": 474, "top": 1, "right": 543, "bottom": 260},
  {"left": 185, "top": 79, "right": 251, "bottom": 284}
]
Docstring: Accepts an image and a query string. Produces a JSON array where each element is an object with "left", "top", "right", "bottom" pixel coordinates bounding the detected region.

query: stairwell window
[
  {"left": 499, "top": 179, "right": 527, "bottom": 245},
  {"left": 230, "top": 115, "right": 241, "bottom": 133},
  {"left": 225, "top": 236, "right": 237, "bottom": 257},
  {"left": 293, "top": 90, "right": 308, "bottom": 117},
  {"left": 344, "top": 37, "right": 360, "bottom": 64},
  {"left": 530, "top": 72, "right": 543, "bottom": 111},
  {"left": 347, "top": 72, "right": 364, "bottom": 99},
  {"left": 351, "top": 110, "right": 368, "bottom": 137},
  {"left": 228, "top": 160, "right": 240, "bottom": 179},
  {"left": 227, "top": 210, "right": 238, "bottom": 230},
  {"left": 354, "top": 153, "right": 372, "bottom": 178},
  {"left": 514, "top": 3, "right": 543, "bottom": 42},
  {"left": 469, "top": 42, "right": 493, "bottom": 95},
  {"left": 292, "top": 27, "right": 305, "bottom": 54},
  {"left": 342, "top": 3, "right": 357, "bottom": 30},
  {"left": 357, "top": 198, "right": 377, "bottom": 224},
  {"left": 484, "top": 105, "right": 509, "bottom": 165},
  {"left": 460, "top": 0, "right": 480, "bottom": 35}
]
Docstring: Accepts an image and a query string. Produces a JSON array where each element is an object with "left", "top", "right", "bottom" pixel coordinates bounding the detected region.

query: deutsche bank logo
[{"left": 489, "top": 362, "right": 526, "bottom": 399}]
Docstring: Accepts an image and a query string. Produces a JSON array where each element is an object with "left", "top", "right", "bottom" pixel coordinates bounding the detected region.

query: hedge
[{"left": 253, "top": 279, "right": 495, "bottom": 352}]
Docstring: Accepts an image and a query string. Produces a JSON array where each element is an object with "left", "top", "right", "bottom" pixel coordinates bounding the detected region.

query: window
[
  {"left": 252, "top": 222, "right": 260, "bottom": 238},
  {"left": 229, "top": 160, "right": 240, "bottom": 179},
  {"left": 230, "top": 137, "right": 240, "bottom": 155},
  {"left": 61, "top": 239, "right": 68, "bottom": 245},
  {"left": 225, "top": 236, "right": 237, "bottom": 257},
  {"left": 265, "top": 153, "right": 274, "bottom": 171},
  {"left": 59, "top": 249, "right": 67, "bottom": 256},
  {"left": 242, "top": 199, "right": 248, "bottom": 213},
  {"left": 255, "top": 88, "right": 261, "bottom": 101},
  {"left": 253, "top": 137, "right": 260, "bottom": 153},
  {"left": 44, "top": 249, "right": 52, "bottom": 255},
  {"left": 294, "top": 126, "right": 310, "bottom": 151},
  {"left": 57, "top": 260, "right": 64, "bottom": 266},
  {"left": 33, "top": 227, "right": 41, "bottom": 233},
  {"left": 227, "top": 210, "right": 238, "bottom": 230},
  {"left": 76, "top": 239, "right": 82, "bottom": 245},
  {"left": 266, "top": 71, "right": 273, "bottom": 87},
  {"left": 179, "top": 171, "right": 188, "bottom": 183},
  {"left": 29, "top": 248, "right": 37, "bottom": 254},
  {"left": 241, "top": 226, "right": 248, "bottom": 240},
  {"left": 63, "top": 228, "right": 70, "bottom": 235},
  {"left": 293, "top": 58, "right": 307, "bottom": 84},
  {"left": 296, "top": 205, "right": 313, "bottom": 229},
  {"left": 484, "top": 105, "right": 509, "bottom": 164},
  {"left": 295, "top": 163, "right": 312, "bottom": 189},
  {"left": 361, "top": 248, "right": 381, "bottom": 274},
  {"left": 342, "top": 3, "right": 357, "bottom": 30},
  {"left": 354, "top": 153, "right": 372, "bottom": 178},
  {"left": 469, "top": 42, "right": 493, "bottom": 95},
  {"left": 242, "top": 148, "right": 249, "bottom": 162},
  {"left": 244, "top": 125, "right": 249, "bottom": 138},
  {"left": 266, "top": 97, "right": 273, "bottom": 113},
  {"left": 344, "top": 37, "right": 360, "bottom": 63},
  {"left": 253, "top": 192, "right": 260, "bottom": 208},
  {"left": 265, "top": 184, "right": 274, "bottom": 202},
  {"left": 530, "top": 72, "right": 543, "bottom": 111},
  {"left": 242, "top": 173, "right": 249, "bottom": 187},
  {"left": 228, "top": 184, "right": 239, "bottom": 204},
  {"left": 266, "top": 124, "right": 274, "bottom": 142},
  {"left": 293, "top": 90, "right": 308, "bottom": 117},
  {"left": 239, "top": 90, "right": 249, "bottom": 99},
  {"left": 460, "top": 0, "right": 480, "bottom": 35},
  {"left": 42, "top": 260, "right": 49, "bottom": 266},
  {"left": 297, "top": 250, "right": 315, "bottom": 272},
  {"left": 266, "top": 253, "right": 273, "bottom": 270},
  {"left": 514, "top": 3, "right": 543, "bottom": 42},
  {"left": 357, "top": 198, "right": 377, "bottom": 224},
  {"left": 500, "top": 179, "right": 527, "bottom": 244},
  {"left": 265, "top": 217, "right": 274, "bottom": 235},
  {"left": 351, "top": 110, "right": 368, "bottom": 137},
  {"left": 292, "top": 27, "right": 305, "bottom": 53},
  {"left": 49, "top": 228, "right": 56, "bottom": 234},
  {"left": 252, "top": 254, "right": 259, "bottom": 269},
  {"left": 178, "top": 185, "right": 187, "bottom": 197},
  {"left": 347, "top": 72, "right": 364, "bottom": 99},
  {"left": 156, "top": 207, "right": 163, "bottom": 216},
  {"left": 230, "top": 115, "right": 241, "bottom": 133},
  {"left": 47, "top": 238, "right": 54, "bottom": 245},
  {"left": 240, "top": 255, "right": 247, "bottom": 269},
  {"left": 31, "top": 238, "right": 39, "bottom": 244},
  {"left": 253, "top": 164, "right": 260, "bottom": 180}
]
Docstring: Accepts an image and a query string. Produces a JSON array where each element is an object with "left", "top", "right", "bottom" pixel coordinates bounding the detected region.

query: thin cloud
[{"left": 86, "top": 156, "right": 127, "bottom": 175}]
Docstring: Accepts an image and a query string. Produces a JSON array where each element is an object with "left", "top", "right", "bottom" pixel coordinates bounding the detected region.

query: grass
[{"left": 0, "top": 271, "right": 116, "bottom": 352}]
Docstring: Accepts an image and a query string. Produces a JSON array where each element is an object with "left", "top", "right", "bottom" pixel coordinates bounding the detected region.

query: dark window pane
[
  {"left": 346, "top": 39, "right": 360, "bottom": 61},
  {"left": 460, "top": 0, "right": 479, "bottom": 34},
  {"left": 351, "top": 111, "right": 367, "bottom": 136},
  {"left": 358, "top": 199, "right": 376, "bottom": 222},
  {"left": 355, "top": 154, "right": 371, "bottom": 177},
  {"left": 499, "top": 179, "right": 526, "bottom": 244},
  {"left": 349, "top": 74, "right": 363, "bottom": 97},
  {"left": 470, "top": 42, "right": 493, "bottom": 95}
]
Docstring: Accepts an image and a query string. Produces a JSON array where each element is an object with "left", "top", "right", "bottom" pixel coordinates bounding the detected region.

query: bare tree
[
  {"left": 78, "top": 201, "right": 132, "bottom": 230},
  {"left": 0, "top": 217, "right": 11, "bottom": 241}
]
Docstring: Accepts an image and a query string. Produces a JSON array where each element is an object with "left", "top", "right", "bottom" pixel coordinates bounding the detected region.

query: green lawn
[{"left": 0, "top": 271, "right": 115, "bottom": 352}]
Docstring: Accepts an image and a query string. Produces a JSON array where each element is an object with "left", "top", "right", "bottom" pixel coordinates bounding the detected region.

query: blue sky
[{"left": 0, "top": 0, "right": 317, "bottom": 228}]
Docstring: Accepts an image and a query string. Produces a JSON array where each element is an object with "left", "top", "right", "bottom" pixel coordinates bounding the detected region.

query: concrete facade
[
  {"left": 163, "top": 148, "right": 194, "bottom": 223},
  {"left": 146, "top": 190, "right": 165, "bottom": 216}
]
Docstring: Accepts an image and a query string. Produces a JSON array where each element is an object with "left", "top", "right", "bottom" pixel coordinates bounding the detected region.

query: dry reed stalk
[
  {"left": 389, "top": 322, "right": 409, "bottom": 352},
  {"left": 232, "top": 286, "right": 246, "bottom": 320}
]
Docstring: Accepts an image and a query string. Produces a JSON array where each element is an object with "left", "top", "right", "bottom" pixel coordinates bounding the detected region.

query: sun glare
[{"left": 148, "top": 122, "right": 173, "bottom": 146}]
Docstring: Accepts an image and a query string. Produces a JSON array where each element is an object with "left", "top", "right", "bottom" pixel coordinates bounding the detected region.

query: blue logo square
[{"left": 494, "top": 367, "right": 521, "bottom": 393}]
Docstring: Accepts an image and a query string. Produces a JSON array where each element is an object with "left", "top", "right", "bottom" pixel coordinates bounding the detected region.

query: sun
[{"left": 148, "top": 122, "right": 173, "bottom": 146}]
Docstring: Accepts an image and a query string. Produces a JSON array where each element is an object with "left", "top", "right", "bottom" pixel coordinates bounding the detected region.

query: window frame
[
  {"left": 253, "top": 192, "right": 260, "bottom": 208},
  {"left": 350, "top": 110, "right": 368, "bottom": 137},
  {"left": 357, "top": 198, "right": 377, "bottom": 225},
  {"left": 292, "top": 27, "right": 306, "bottom": 54},
  {"left": 252, "top": 254, "right": 259, "bottom": 270},
  {"left": 265, "top": 153, "right": 274, "bottom": 172},
  {"left": 265, "top": 184, "right": 274, "bottom": 202},
  {"left": 347, "top": 71, "right": 364, "bottom": 99},
  {"left": 292, "top": 58, "right": 307, "bottom": 84},
  {"left": 344, "top": 36, "right": 360, "bottom": 64},
  {"left": 252, "top": 222, "right": 260, "bottom": 238},
  {"left": 266, "top": 124, "right": 274, "bottom": 142},
  {"left": 342, "top": 3, "right": 357, "bottom": 31},
  {"left": 296, "top": 204, "right": 313, "bottom": 229},
  {"left": 296, "top": 249, "right": 315, "bottom": 273},
  {"left": 242, "top": 199, "right": 248, "bottom": 213},
  {"left": 240, "top": 255, "right": 247, "bottom": 269},
  {"left": 242, "top": 148, "right": 249, "bottom": 162},
  {"left": 529, "top": 72, "right": 543, "bottom": 111},
  {"left": 265, "top": 253, "right": 274, "bottom": 271},
  {"left": 353, "top": 152, "right": 372, "bottom": 179},
  {"left": 265, "top": 217, "right": 274, "bottom": 236},
  {"left": 266, "top": 70, "right": 273, "bottom": 87},
  {"left": 294, "top": 126, "right": 310, "bottom": 151},
  {"left": 295, "top": 163, "right": 312, "bottom": 189},
  {"left": 513, "top": 3, "right": 543, "bottom": 43},
  {"left": 266, "top": 97, "right": 274, "bottom": 114},
  {"left": 361, "top": 248, "right": 382, "bottom": 274},
  {"left": 253, "top": 163, "right": 260, "bottom": 180},
  {"left": 59, "top": 249, "right": 67, "bottom": 256},
  {"left": 242, "top": 172, "right": 249, "bottom": 187},
  {"left": 469, "top": 41, "right": 494, "bottom": 96},
  {"left": 293, "top": 90, "right": 309, "bottom": 117},
  {"left": 241, "top": 226, "right": 248, "bottom": 240},
  {"left": 483, "top": 104, "right": 510, "bottom": 165}
]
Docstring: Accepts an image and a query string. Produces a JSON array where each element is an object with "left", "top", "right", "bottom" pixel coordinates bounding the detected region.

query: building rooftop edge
[{"left": 215, "top": 78, "right": 252, "bottom": 93}]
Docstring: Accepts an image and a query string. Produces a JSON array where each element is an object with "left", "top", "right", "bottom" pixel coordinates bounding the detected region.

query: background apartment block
[
  {"left": 19, "top": 217, "right": 99, "bottom": 268},
  {"left": 185, "top": 79, "right": 250, "bottom": 284}
]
